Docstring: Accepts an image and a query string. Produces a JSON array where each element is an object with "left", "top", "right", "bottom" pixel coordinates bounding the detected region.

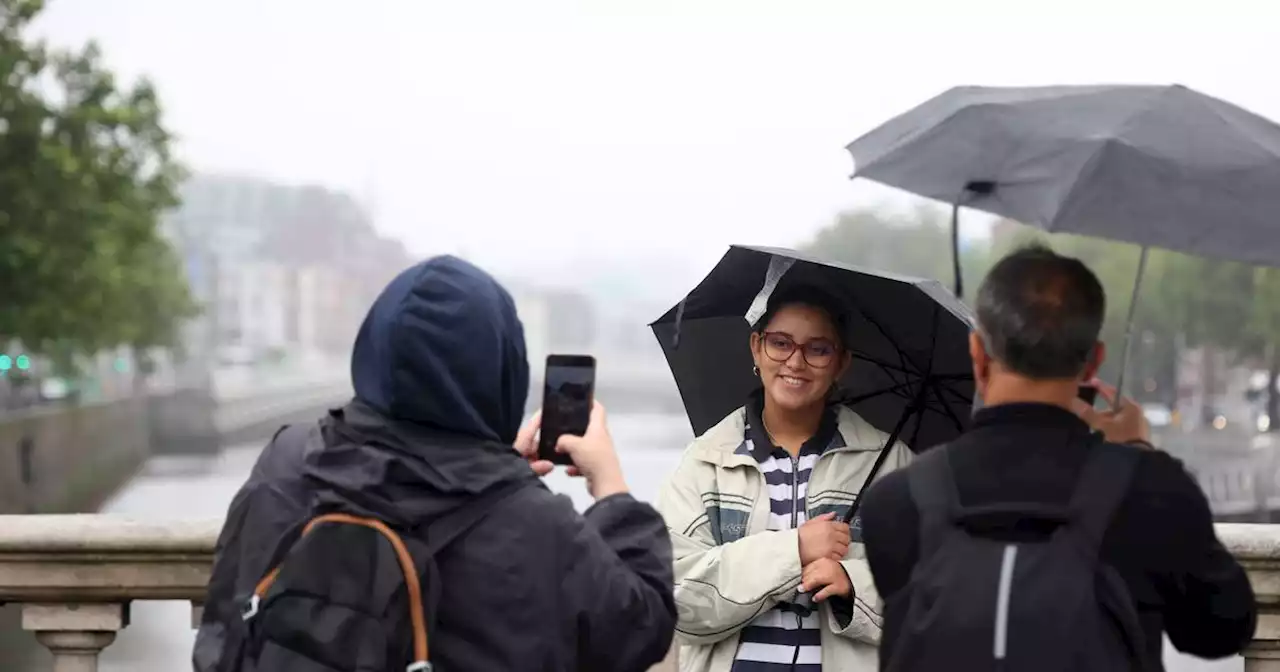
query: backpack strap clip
[{"left": 240, "top": 594, "right": 261, "bottom": 621}]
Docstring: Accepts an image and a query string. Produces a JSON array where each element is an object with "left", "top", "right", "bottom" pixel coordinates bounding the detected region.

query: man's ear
[
  {"left": 1081, "top": 341, "right": 1106, "bottom": 381},
  {"left": 969, "top": 331, "right": 990, "bottom": 385},
  {"left": 968, "top": 332, "right": 987, "bottom": 367}
]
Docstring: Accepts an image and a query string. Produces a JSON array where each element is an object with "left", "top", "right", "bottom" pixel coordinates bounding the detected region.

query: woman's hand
[
  {"left": 798, "top": 512, "right": 850, "bottom": 565},
  {"left": 800, "top": 557, "right": 853, "bottom": 602},
  {"left": 513, "top": 410, "right": 556, "bottom": 476},
  {"left": 555, "top": 401, "right": 629, "bottom": 500},
  {"left": 514, "top": 403, "right": 629, "bottom": 500}
]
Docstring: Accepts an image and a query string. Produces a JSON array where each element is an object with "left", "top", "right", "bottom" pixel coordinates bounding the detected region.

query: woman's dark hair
[{"left": 751, "top": 283, "right": 850, "bottom": 349}]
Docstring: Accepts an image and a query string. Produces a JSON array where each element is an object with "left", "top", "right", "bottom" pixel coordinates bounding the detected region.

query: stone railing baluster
[
  {"left": 23, "top": 603, "right": 127, "bottom": 672},
  {"left": 0, "top": 515, "right": 217, "bottom": 672},
  {"left": 1220, "top": 523, "right": 1280, "bottom": 671}
]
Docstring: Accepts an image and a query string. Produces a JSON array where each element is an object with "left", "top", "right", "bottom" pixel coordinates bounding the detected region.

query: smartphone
[
  {"left": 537, "top": 355, "right": 596, "bottom": 466},
  {"left": 1077, "top": 384, "right": 1099, "bottom": 406}
]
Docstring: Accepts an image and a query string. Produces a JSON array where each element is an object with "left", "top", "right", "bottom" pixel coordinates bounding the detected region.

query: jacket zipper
[
  {"left": 790, "top": 453, "right": 800, "bottom": 527},
  {"left": 803, "top": 446, "right": 858, "bottom": 517},
  {"left": 789, "top": 451, "right": 802, "bottom": 672}
]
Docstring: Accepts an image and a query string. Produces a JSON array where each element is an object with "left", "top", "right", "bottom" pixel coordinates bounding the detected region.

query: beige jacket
[{"left": 655, "top": 405, "right": 912, "bottom": 672}]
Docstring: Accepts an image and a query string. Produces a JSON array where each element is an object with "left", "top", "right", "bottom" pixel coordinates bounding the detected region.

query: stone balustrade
[
  {"left": 1217, "top": 523, "right": 1280, "bottom": 671},
  {"left": 0, "top": 514, "right": 677, "bottom": 671}
]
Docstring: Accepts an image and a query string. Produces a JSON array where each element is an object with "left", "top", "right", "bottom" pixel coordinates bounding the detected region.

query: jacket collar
[
  {"left": 741, "top": 391, "right": 841, "bottom": 463},
  {"left": 688, "top": 402, "right": 885, "bottom": 469}
]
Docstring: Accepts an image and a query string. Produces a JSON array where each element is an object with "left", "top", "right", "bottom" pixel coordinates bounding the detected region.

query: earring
[{"left": 752, "top": 365, "right": 760, "bottom": 377}]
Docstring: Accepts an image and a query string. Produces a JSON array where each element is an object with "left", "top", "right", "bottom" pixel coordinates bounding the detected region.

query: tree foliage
[
  {"left": 0, "top": 0, "right": 194, "bottom": 371},
  {"left": 801, "top": 207, "right": 1280, "bottom": 419},
  {"left": 802, "top": 204, "right": 989, "bottom": 286}
]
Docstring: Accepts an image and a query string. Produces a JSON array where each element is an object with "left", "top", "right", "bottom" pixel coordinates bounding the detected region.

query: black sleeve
[
  {"left": 562, "top": 493, "right": 677, "bottom": 672},
  {"left": 860, "top": 468, "right": 920, "bottom": 602},
  {"left": 1144, "top": 454, "right": 1257, "bottom": 659}
]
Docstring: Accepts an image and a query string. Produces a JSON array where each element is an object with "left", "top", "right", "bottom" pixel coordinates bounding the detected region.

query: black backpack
[
  {"left": 221, "top": 473, "right": 529, "bottom": 672},
  {"left": 885, "top": 442, "right": 1149, "bottom": 672}
]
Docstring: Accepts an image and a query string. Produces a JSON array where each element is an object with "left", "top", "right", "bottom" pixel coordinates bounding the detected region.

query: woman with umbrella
[{"left": 655, "top": 283, "right": 913, "bottom": 672}]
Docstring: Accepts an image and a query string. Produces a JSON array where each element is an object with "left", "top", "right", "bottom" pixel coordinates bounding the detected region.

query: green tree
[
  {"left": 994, "top": 227, "right": 1258, "bottom": 403},
  {"left": 803, "top": 209, "right": 1276, "bottom": 414},
  {"left": 0, "top": 0, "right": 194, "bottom": 372},
  {"left": 803, "top": 204, "right": 990, "bottom": 287},
  {"left": 914, "top": 218, "right": 1262, "bottom": 406}
]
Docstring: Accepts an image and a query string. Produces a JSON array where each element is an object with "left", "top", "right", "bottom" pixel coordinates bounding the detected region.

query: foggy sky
[{"left": 31, "top": 0, "right": 1280, "bottom": 303}]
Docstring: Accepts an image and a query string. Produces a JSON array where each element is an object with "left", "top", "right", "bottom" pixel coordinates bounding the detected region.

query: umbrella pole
[
  {"left": 950, "top": 202, "right": 964, "bottom": 299},
  {"left": 1112, "top": 246, "right": 1150, "bottom": 410},
  {"left": 841, "top": 387, "right": 925, "bottom": 525}
]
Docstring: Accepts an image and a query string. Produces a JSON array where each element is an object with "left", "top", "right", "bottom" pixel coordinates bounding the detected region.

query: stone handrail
[{"left": 0, "top": 514, "right": 677, "bottom": 671}]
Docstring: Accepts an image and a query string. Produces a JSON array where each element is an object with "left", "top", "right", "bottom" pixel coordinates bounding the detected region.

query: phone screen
[{"left": 538, "top": 355, "right": 596, "bottom": 465}]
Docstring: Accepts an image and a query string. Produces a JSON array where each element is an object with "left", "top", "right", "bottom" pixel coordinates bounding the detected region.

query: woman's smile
[{"left": 777, "top": 373, "right": 811, "bottom": 389}]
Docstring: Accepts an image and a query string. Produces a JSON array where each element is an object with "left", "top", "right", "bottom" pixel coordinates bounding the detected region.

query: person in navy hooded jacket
[{"left": 194, "top": 255, "right": 676, "bottom": 672}]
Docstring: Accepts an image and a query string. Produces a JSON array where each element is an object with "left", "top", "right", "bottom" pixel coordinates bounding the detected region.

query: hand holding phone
[
  {"left": 1077, "top": 383, "right": 1099, "bottom": 406},
  {"left": 1070, "top": 378, "right": 1152, "bottom": 446},
  {"left": 553, "top": 401, "right": 628, "bottom": 499},
  {"left": 538, "top": 355, "right": 596, "bottom": 466}
]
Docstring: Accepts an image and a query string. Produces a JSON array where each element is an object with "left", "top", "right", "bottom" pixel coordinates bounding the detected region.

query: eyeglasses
[{"left": 759, "top": 331, "right": 840, "bottom": 368}]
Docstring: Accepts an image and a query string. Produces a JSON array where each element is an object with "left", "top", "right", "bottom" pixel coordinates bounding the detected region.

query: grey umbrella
[{"left": 845, "top": 83, "right": 1280, "bottom": 399}]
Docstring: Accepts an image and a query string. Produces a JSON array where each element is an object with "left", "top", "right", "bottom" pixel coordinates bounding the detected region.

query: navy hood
[{"left": 350, "top": 255, "right": 530, "bottom": 444}]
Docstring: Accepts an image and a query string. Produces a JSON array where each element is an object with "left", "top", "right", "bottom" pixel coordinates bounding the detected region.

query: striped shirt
[{"left": 731, "top": 400, "right": 839, "bottom": 672}]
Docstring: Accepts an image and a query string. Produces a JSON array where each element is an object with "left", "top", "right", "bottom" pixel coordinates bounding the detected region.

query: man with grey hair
[{"left": 859, "top": 244, "right": 1256, "bottom": 672}]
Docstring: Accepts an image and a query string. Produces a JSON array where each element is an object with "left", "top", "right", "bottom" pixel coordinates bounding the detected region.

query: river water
[{"left": 72, "top": 412, "right": 1235, "bottom": 672}]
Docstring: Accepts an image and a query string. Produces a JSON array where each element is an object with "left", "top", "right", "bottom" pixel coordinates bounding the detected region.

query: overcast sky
[{"left": 32, "top": 0, "right": 1280, "bottom": 301}]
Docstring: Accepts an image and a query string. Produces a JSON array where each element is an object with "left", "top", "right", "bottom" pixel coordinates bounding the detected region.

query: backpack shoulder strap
[
  {"left": 1062, "top": 439, "right": 1140, "bottom": 558},
  {"left": 908, "top": 446, "right": 962, "bottom": 557}
]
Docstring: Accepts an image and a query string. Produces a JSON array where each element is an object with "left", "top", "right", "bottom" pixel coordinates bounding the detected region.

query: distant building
[
  {"left": 161, "top": 173, "right": 412, "bottom": 378},
  {"left": 507, "top": 284, "right": 598, "bottom": 366}
]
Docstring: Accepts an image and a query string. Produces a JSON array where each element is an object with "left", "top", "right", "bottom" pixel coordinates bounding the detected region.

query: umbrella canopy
[
  {"left": 847, "top": 83, "right": 1280, "bottom": 272},
  {"left": 650, "top": 245, "right": 975, "bottom": 455}
]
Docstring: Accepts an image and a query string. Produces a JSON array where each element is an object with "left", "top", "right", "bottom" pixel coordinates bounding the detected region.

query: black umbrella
[
  {"left": 846, "top": 84, "right": 1280, "bottom": 399},
  {"left": 651, "top": 245, "right": 975, "bottom": 522}
]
